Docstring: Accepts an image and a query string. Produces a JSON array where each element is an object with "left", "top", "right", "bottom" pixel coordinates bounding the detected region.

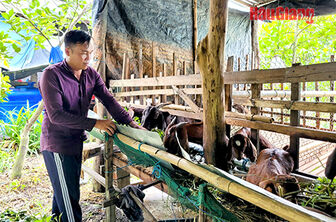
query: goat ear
[
  {"left": 259, "top": 180, "right": 277, "bottom": 194},
  {"left": 283, "top": 145, "right": 290, "bottom": 151}
]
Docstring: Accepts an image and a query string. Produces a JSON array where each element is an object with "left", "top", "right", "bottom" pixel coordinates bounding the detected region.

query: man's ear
[{"left": 65, "top": 47, "right": 71, "bottom": 57}]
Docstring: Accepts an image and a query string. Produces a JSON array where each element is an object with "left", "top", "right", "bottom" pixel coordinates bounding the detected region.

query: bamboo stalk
[{"left": 115, "top": 134, "right": 332, "bottom": 222}]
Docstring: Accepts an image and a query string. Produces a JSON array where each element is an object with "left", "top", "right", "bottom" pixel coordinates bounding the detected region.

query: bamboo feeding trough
[{"left": 115, "top": 133, "right": 334, "bottom": 222}]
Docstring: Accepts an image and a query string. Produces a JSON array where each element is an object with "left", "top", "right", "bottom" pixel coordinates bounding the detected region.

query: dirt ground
[{"left": 0, "top": 154, "right": 196, "bottom": 221}]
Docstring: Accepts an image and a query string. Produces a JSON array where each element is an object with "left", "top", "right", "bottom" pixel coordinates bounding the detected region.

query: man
[{"left": 39, "top": 30, "right": 144, "bottom": 222}]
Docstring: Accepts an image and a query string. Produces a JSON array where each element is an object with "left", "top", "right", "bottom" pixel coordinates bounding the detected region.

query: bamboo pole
[{"left": 115, "top": 134, "right": 333, "bottom": 222}]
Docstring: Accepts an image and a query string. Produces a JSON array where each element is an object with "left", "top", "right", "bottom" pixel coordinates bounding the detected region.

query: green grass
[{"left": 0, "top": 101, "right": 43, "bottom": 155}]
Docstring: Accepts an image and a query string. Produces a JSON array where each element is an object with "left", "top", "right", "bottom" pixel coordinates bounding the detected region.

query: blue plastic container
[{"left": 0, "top": 83, "right": 42, "bottom": 122}]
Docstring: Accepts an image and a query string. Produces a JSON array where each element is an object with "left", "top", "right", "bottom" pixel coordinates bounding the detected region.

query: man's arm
[{"left": 40, "top": 68, "right": 96, "bottom": 130}]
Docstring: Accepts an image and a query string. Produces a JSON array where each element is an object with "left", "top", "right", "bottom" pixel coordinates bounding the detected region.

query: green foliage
[
  {"left": 297, "top": 177, "right": 336, "bottom": 216},
  {"left": 0, "top": 149, "right": 14, "bottom": 173},
  {"left": 0, "top": 72, "right": 12, "bottom": 103},
  {"left": 0, "top": 102, "right": 43, "bottom": 155},
  {"left": 0, "top": 209, "right": 53, "bottom": 222},
  {"left": 259, "top": 15, "right": 336, "bottom": 69},
  {"left": 151, "top": 128, "right": 164, "bottom": 140},
  {"left": 0, "top": 0, "right": 92, "bottom": 65}
]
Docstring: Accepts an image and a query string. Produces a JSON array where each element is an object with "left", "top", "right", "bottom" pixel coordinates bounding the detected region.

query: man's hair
[{"left": 64, "top": 30, "right": 91, "bottom": 48}]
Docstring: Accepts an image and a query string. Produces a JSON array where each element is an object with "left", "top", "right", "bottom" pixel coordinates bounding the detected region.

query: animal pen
[{"left": 82, "top": 0, "right": 336, "bottom": 221}]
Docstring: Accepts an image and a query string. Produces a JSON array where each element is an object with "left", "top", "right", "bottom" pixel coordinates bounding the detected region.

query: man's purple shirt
[{"left": 39, "top": 60, "right": 132, "bottom": 155}]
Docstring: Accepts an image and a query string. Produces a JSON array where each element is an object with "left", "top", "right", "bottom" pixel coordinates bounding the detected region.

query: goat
[
  {"left": 228, "top": 127, "right": 273, "bottom": 163},
  {"left": 163, "top": 120, "right": 231, "bottom": 169},
  {"left": 141, "top": 103, "right": 194, "bottom": 131},
  {"left": 246, "top": 146, "right": 300, "bottom": 201},
  {"left": 325, "top": 148, "right": 336, "bottom": 180}
]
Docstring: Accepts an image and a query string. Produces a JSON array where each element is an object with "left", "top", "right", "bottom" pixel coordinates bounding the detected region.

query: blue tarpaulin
[{"left": 49, "top": 46, "right": 64, "bottom": 64}]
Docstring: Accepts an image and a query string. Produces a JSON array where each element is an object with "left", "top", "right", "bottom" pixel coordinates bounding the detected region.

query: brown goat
[
  {"left": 246, "top": 147, "right": 300, "bottom": 201},
  {"left": 163, "top": 120, "right": 231, "bottom": 170},
  {"left": 229, "top": 127, "right": 273, "bottom": 162},
  {"left": 325, "top": 148, "right": 336, "bottom": 180}
]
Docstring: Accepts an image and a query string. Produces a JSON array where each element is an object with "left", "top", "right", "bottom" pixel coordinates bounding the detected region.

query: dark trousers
[{"left": 42, "top": 150, "right": 82, "bottom": 222}]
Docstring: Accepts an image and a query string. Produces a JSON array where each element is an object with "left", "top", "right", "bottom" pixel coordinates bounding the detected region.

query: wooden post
[
  {"left": 105, "top": 136, "right": 116, "bottom": 221},
  {"left": 130, "top": 74, "right": 134, "bottom": 104},
  {"left": 197, "top": 0, "right": 229, "bottom": 170},
  {"left": 193, "top": 0, "right": 198, "bottom": 72},
  {"left": 330, "top": 55, "right": 334, "bottom": 131},
  {"left": 152, "top": 42, "right": 156, "bottom": 105},
  {"left": 125, "top": 56, "right": 130, "bottom": 103},
  {"left": 139, "top": 43, "right": 144, "bottom": 105},
  {"left": 115, "top": 166, "right": 130, "bottom": 189},
  {"left": 290, "top": 65, "right": 301, "bottom": 171},
  {"left": 162, "top": 64, "right": 167, "bottom": 103},
  {"left": 251, "top": 84, "right": 261, "bottom": 151},
  {"left": 225, "top": 57, "right": 233, "bottom": 138},
  {"left": 91, "top": 3, "right": 108, "bottom": 192},
  {"left": 302, "top": 82, "right": 306, "bottom": 127},
  {"left": 315, "top": 81, "right": 320, "bottom": 129},
  {"left": 251, "top": 20, "right": 261, "bottom": 152},
  {"left": 280, "top": 83, "right": 284, "bottom": 124},
  {"left": 173, "top": 53, "right": 179, "bottom": 105}
]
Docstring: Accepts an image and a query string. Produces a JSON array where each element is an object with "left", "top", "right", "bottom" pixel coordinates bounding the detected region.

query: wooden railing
[{"left": 110, "top": 56, "right": 336, "bottom": 171}]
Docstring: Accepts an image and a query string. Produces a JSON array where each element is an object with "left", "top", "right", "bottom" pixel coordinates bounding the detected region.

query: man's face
[{"left": 66, "top": 41, "right": 93, "bottom": 70}]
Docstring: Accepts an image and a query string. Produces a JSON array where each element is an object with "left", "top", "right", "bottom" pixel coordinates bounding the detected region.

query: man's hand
[
  {"left": 129, "top": 121, "right": 147, "bottom": 130},
  {"left": 94, "top": 119, "right": 117, "bottom": 136}
]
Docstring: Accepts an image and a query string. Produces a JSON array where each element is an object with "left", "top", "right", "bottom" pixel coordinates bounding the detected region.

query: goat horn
[{"left": 156, "top": 102, "right": 172, "bottom": 109}]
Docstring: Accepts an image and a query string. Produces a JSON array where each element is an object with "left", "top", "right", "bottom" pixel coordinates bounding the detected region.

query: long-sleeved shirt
[{"left": 39, "top": 59, "right": 132, "bottom": 155}]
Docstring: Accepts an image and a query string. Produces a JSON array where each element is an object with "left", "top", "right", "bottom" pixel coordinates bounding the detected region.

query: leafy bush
[
  {"left": 0, "top": 209, "right": 53, "bottom": 222},
  {"left": 0, "top": 72, "right": 11, "bottom": 103},
  {"left": 0, "top": 149, "right": 14, "bottom": 173},
  {"left": 0, "top": 102, "right": 43, "bottom": 155}
]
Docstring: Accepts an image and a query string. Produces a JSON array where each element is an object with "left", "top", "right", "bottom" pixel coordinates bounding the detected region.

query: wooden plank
[
  {"left": 173, "top": 53, "right": 179, "bottom": 105},
  {"left": 225, "top": 118, "right": 336, "bottom": 143},
  {"left": 114, "top": 88, "right": 202, "bottom": 97},
  {"left": 4, "top": 64, "right": 48, "bottom": 81},
  {"left": 82, "top": 164, "right": 105, "bottom": 187},
  {"left": 112, "top": 153, "right": 169, "bottom": 193},
  {"left": 105, "top": 137, "right": 116, "bottom": 221},
  {"left": 233, "top": 99, "right": 336, "bottom": 113},
  {"left": 110, "top": 74, "right": 202, "bottom": 87},
  {"left": 290, "top": 81, "right": 301, "bottom": 171},
  {"left": 224, "top": 62, "right": 336, "bottom": 84},
  {"left": 171, "top": 85, "right": 201, "bottom": 113}
]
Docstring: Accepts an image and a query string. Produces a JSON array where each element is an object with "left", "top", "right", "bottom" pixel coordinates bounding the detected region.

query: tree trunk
[
  {"left": 196, "top": 0, "right": 229, "bottom": 171},
  {"left": 10, "top": 101, "right": 44, "bottom": 179}
]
